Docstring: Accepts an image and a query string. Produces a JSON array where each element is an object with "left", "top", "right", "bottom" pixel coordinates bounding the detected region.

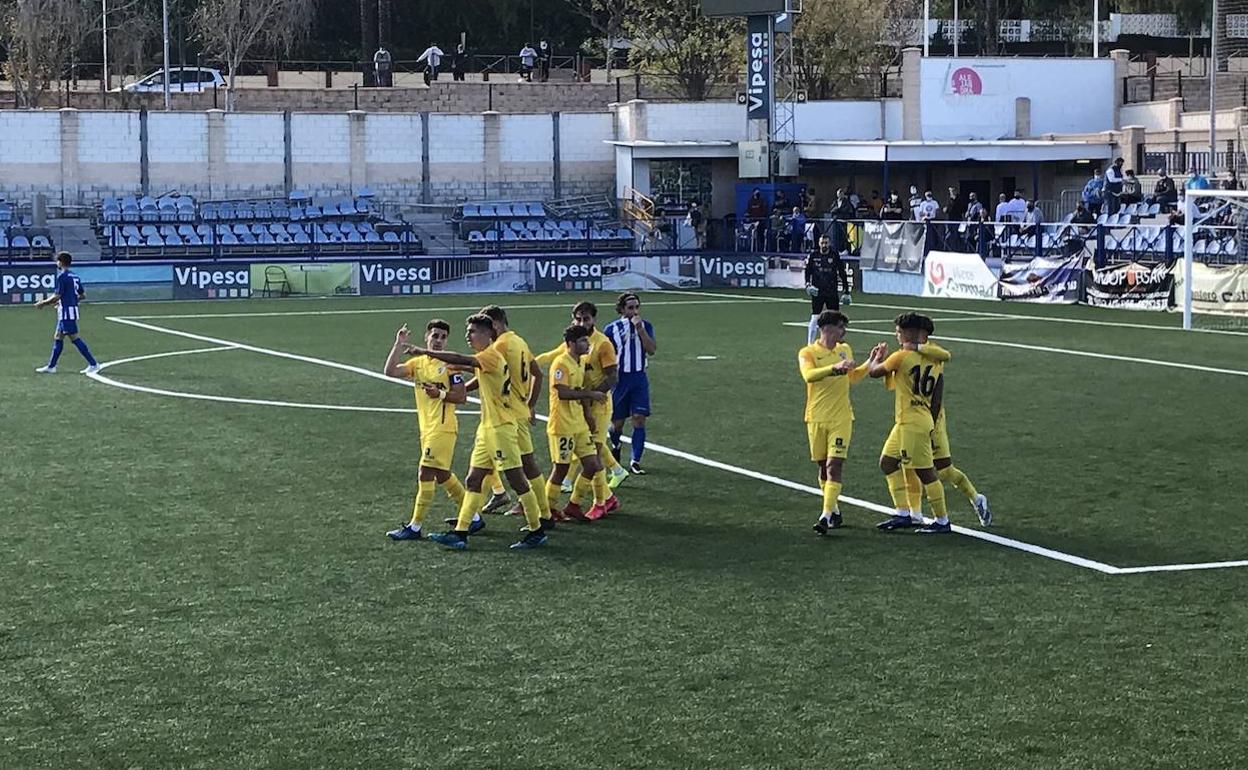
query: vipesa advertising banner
[
  {"left": 698, "top": 254, "right": 766, "bottom": 288},
  {"left": 532, "top": 257, "right": 603, "bottom": 291},
  {"left": 0, "top": 264, "right": 57, "bottom": 304},
  {"left": 173, "top": 263, "right": 251, "bottom": 299},
  {"left": 359, "top": 259, "right": 435, "bottom": 295}
]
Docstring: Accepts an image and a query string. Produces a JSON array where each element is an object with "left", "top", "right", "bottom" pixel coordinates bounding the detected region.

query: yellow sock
[
  {"left": 529, "top": 473, "right": 551, "bottom": 520},
  {"left": 566, "top": 457, "right": 581, "bottom": 481},
  {"left": 409, "top": 481, "right": 436, "bottom": 526},
  {"left": 602, "top": 445, "right": 623, "bottom": 473},
  {"left": 592, "top": 470, "right": 610, "bottom": 504},
  {"left": 904, "top": 468, "right": 923, "bottom": 514},
  {"left": 517, "top": 487, "right": 543, "bottom": 531},
  {"left": 572, "top": 474, "right": 593, "bottom": 505},
  {"left": 939, "top": 465, "right": 978, "bottom": 502},
  {"left": 545, "top": 479, "right": 562, "bottom": 512},
  {"left": 453, "top": 490, "right": 485, "bottom": 532},
  {"left": 440, "top": 474, "right": 466, "bottom": 507},
  {"left": 822, "top": 480, "right": 842, "bottom": 514},
  {"left": 924, "top": 480, "right": 948, "bottom": 520},
  {"left": 885, "top": 469, "right": 909, "bottom": 511}
]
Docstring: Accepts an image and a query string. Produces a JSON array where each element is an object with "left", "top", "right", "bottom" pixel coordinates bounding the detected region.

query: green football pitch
[{"left": 3, "top": 288, "right": 1247, "bottom": 768}]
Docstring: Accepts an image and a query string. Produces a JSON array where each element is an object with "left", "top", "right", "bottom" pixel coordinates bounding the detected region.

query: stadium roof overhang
[{"left": 608, "top": 139, "right": 1115, "bottom": 163}]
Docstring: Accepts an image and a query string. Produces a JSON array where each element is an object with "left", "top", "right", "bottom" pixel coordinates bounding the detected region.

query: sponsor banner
[
  {"left": 860, "top": 221, "right": 924, "bottom": 273},
  {"left": 173, "top": 263, "right": 252, "bottom": 300},
  {"left": 78, "top": 264, "right": 174, "bottom": 302},
  {"left": 1172, "top": 262, "right": 1248, "bottom": 316},
  {"left": 532, "top": 257, "right": 603, "bottom": 292},
  {"left": 698, "top": 254, "right": 766, "bottom": 288},
  {"left": 248, "top": 262, "right": 359, "bottom": 297},
  {"left": 922, "top": 250, "right": 999, "bottom": 301},
  {"left": 359, "top": 259, "right": 436, "bottom": 296},
  {"left": 745, "top": 16, "right": 772, "bottom": 121},
  {"left": 766, "top": 254, "right": 859, "bottom": 293},
  {"left": 1085, "top": 261, "right": 1173, "bottom": 311},
  {"left": 998, "top": 255, "right": 1082, "bottom": 304},
  {"left": 0, "top": 264, "right": 57, "bottom": 304},
  {"left": 602, "top": 255, "right": 699, "bottom": 291}
]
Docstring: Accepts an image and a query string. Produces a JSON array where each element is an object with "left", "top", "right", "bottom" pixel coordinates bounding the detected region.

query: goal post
[{"left": 1179, "top": 187, "right": 1248, "bottom": 331}]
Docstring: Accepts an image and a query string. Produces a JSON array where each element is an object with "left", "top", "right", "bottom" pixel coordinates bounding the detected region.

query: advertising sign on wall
[
  {"left": 1085, "top": 261, "right": 1173, "bottom": 311},
  {"left": 998, "top": 255, "right": 1082, "bottom": 303},
  {"left": 1173, "top": 262, "right": 1248, "bottom": 316},
  {"left": 0, "top": 264, "right": 57, "bottom": 304},
  {"left": 173, "top": 263, "right": 252, "bottom": 300},
  {"left": 532, "top": 257, "right": 603, "bottom": 292},
  {"left": 359, "top": 259, "right": 436, "bottom": 296},
  {"left": 922, "top": 250, "right": 999, "bottom": 301},
  {"left": 698, "top": 254, "right": 767, "bottom": 288},
  {"left": 248, "top": 262, "right": 358, "bottom": 297}
]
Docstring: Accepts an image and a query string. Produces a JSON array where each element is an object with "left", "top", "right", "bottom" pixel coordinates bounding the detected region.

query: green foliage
[{"left": 625, "top": 0, "right": 740, "bottom": 100}]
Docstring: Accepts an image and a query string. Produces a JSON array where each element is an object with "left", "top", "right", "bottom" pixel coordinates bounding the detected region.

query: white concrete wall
[
  {"left": 224, "top": 113, "right": 284, "bottom": 164},
  {"left": 148, "top": 113, "right": 207, "bottom": 163},
  {"left": 365, "top": 113, "right": 422, "bottom": 164},
  {"left": 1179, "top": 109, "right": 1240, "bottom": 131},
  {"left": 1120, "top": 102, "right": 1174, "bottom": 131},
  {"left": 291, "top": 113, "right": 349, "bottom": 163},
  {"left": 561, "top": 113, "right": 614, "bottom": 163},
  {"left": 500, "top": 115, "right": 553, "bottom": 162},
  {"left": 795, "top": 101, "right": 885, "bottom": 140},
  {"left": 920, "top": 57, "right": 1115, "bottom": 140},
  {"left": 78, "top": 112, "right": 141, "bottom": 164},
  {"left": 646, "top": 102, "right": 745, "bottom": 142},
  {"left": 428, "top": 114, "right": 484, "bottom": 164},
  {"left": 0, "top": 111, "right": 60, "bottom": 163}
]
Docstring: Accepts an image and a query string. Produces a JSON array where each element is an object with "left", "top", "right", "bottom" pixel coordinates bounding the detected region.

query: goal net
[{"left": 1178, "top": 187, "right": 1248, "bottom": 331}]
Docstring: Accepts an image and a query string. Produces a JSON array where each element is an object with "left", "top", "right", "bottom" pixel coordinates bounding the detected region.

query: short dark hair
[
  {"left": 563, "top": 324, "right": 591, "bottom": 344},
  {"left": 466, "top": 314, "right": 495, "bottom": 336},
  {"left": 894, "top": 312, "right": 929, "bottom": 331},
  {"left": 817, "top": 310, "right": 848, "bottom": 329},
  {"left": 479, "top": 305, "right": 507, "bottom": 325},
  {"left": 56, "top": 251, "right": 72, "bottom": 266},
  {"left": 572, "top": 301, "right": 598, "bottom": 319},
  {"left": 616, "top": 292, "right": 640, "bottom": 313},
  {"left": 426, "top": 318, "right": 451, "bottom": 334}
]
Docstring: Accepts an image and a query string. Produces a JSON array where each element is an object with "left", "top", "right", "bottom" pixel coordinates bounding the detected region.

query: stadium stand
[
  {"left": 0, "top": 199, "right": 58, "bottom": 259},
  {"left": 97, "top": 193, "right": 422, "bottom": 258},
  {"left": 451, "top": 198, "right": 635, "bottom": 253}
]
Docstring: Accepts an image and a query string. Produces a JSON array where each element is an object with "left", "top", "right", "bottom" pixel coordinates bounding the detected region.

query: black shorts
[{"left": 811, "top": 292, "right": 839, "bottom": 315}]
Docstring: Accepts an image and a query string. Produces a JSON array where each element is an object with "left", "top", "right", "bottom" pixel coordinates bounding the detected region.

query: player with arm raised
[
  {"left": 798, "top": 310, "right": 869, "bottom": 535},
  {"left": 605, "top": 293, "right": 657, "bottom": 475},
  {"left": 382, "top": 320, "right": 470, "bottom": 540},
  {"left": 867, "top": 312, "right": 953, "bottom": 535},
  {"left": 545, "top": 325, "right": 618, "bottom": 521},
  {"left": 410, "top": 314, "right": 551, "bottom": 550},
  {"left": 34, "top": 252, "right": 99, "bottom": 374}
]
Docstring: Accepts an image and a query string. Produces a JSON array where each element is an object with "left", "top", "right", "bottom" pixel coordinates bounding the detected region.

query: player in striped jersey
[
  {"left": 603, "top": 293, "right": 656, "bottom": 475},
  {"left": 34, "top": 252, "right": 99, "bottom": 374}
]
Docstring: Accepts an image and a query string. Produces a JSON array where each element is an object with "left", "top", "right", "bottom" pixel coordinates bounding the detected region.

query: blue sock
[
  {"left": 631, "top": 426, "right": 646, "bottom": 463},
  {"left": 48, "top": 339, "right": 64, "bottom": 367},
  {"left": 73, "top": 338, "right": 98, "bottom": 367}
]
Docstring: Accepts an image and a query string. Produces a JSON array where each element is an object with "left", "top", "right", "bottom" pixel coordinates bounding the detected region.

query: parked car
[{"left": 118, "top": 67, "right": 226, "bottom": 93}]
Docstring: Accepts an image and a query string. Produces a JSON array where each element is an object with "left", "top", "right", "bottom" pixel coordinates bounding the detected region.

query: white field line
[
  {"left": 120, "top": 298, "right": 774, "bottom": 321},
  {"left": 783, "top": 316, "right": 1024, "bottom": 327},
  {"left": 107, "top": 315, "right": 1129, "bottom": 574},
  {"left": 1114, "top": 560, "right": 1248, "bottom": 574},
  {"left": 662, "top": 288, "right": 1248, "bottom": 338}
]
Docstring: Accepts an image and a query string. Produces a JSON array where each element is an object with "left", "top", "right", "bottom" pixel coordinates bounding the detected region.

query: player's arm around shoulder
[
  {"left": 919, "top": 342, "right": 952, "bottom": 363},
  {"left": 866, "top": 343, "right": 898, "bottom": 378}
]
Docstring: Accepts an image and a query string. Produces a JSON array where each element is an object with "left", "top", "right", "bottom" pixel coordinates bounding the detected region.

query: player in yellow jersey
[
  {"left": 477, "top": 305, "right": 555, "bottom": 528},
  {"left": 545, "top": 324, "right": 619, "bottom": 520},
  {"left": 867, "top": 312, "right": 953, "bottom": 534},
  {"left": 410, "top": 314, "right": 551, "bottom": 550},
  {"left": 797, "top": 310, "right": 869, "bottom": 535},
  {"left": 534, "top": 301, "right": 628, "bottom": 494},
  {"left": 382, "top": 319, "right": 470, "bottom": 540},
  {"left": 898, "top": 317, "right": 992, "bottom": 527}
]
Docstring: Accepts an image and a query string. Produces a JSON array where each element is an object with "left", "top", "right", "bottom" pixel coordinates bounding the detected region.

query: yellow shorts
[
  {"left": 806, "top": 420, "right": 852, "bottom": 461},
  {"left": 515, "top": 419, "right": 535, "bottom": 456},
  {"left": 881, "top": 422, "right": 935, "bottom": 468},
  {"left": 469, "top": 423, "right": 523, "bottom": 471},
  {"left": 931, "top": 413, "right": 951, "bottom": 462},
  {"left": 588, "top": 401, "right": 611, "bottom": 444},
  {"left": 548, "top": 430, "right": 596, "bottom": 465},
  {"left": 419, "top": 431, "right": 457, "bottom": 471}
]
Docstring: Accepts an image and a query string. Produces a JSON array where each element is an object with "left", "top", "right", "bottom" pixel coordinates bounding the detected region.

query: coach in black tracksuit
[{"left": 804, "top": 233, "right": 850, "bottom": 343}]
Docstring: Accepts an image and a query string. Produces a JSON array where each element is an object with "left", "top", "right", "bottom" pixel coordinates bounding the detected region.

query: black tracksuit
[{"left": 804, "top": 248, "right": 850, "bottom": 314}]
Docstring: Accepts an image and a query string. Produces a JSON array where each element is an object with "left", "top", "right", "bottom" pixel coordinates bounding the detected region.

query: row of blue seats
[
  {"left": 101, "top": 196, "right": 196, "bottom": 224},
  {"left": 0, "top": 233, "right": 53, "bottom": 249},
  {"left": 461, "top": 201, "right": 546, "bottom": 219},
  {"left": 108, "top": 230, "right": 410, "bottom": 248},
  {"left": 467, "top": 226, "right": 632, "bottom": 243},
  {"left": 201, "top": 199, "right": 370, "bottom": 222},
  {"left": 0, "top": 201, "right": 15, "bottom": 224},
  {"left": 106, "top": 221, "right": 390, "bottom": 239},
  {"left": 1000, "top": 229, "right": 1240, "bottom": 255}
]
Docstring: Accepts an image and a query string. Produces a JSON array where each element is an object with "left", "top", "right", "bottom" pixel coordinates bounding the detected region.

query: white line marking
[
  {"left": 120, "top": 298, "right": 771, "bottom": 321},
  {"left": 1113, "top": 560, "right": 1248, "bottom": 574},
  {"left": 87, "top": 344, "right": 483, "bottom": 415},
  {"left": 782, "top": 317, "right": 1022, "bottom": 327}
]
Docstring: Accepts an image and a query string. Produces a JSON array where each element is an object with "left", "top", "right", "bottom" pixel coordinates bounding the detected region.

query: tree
[
  {"left": 794, "top": 0, "right": 921, "bottom": 100},
  {"left": 625, "top": 0, "right": 740, "bottom": 100},
  {"left": 0, "top": 0, "right": 75, "bottom": 107},
  {"left": 191, "top": 0, "right": 315, "bottom": 110},
  {"left": 562, "top": 0, "right": 631, "bottom": 78}
]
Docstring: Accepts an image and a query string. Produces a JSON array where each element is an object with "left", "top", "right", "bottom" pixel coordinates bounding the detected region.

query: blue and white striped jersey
[{"left": 603, "top": 317, "right": 654, "bottom": 374}]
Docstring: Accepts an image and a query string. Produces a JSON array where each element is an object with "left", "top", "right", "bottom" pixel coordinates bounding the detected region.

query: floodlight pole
[
  {"left": 1210, "top": 0, "right": 1219, "bottom": 176},
  {"left": 1093, "top": 0, "right": 1099, "bottom": 58},
  {"left": 102, "top": 0, "right": 109, "bottom": 90},
  {"left": 162, "top": 0, "right": 171, "bottom": 110},
  {"left": 953, "top": 0, "right": 959, "bottom": 57},
  {"left": 923, "top": 0, "right": 930, "bottom": 56}
]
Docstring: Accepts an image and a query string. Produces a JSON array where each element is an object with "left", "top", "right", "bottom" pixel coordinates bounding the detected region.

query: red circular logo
[
  {"left": 950, "top": 67, "right": 982, "bottom": 95},
  {"left": 928, "top": 260, "right": 946, "bottom": 285}
]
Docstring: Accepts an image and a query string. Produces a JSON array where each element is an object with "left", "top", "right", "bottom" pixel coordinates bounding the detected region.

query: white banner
[
  {"left": 921, "top": 250, "right": 999, "bottom": 301},
  {"left": 1173, "top": 262, "right": 1248, "bottom": 316}
]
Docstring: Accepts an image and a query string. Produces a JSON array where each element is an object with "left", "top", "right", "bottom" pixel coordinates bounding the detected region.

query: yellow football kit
[
  {"left": 880, "top": 347, "right": 946, "bottom": 467},
  {"left": 547, "top": 350, "right": 596, "bottom": 463},
  {"left": 537, "top": 328, "right": 617, "bottom": 443},
  {"left": 492, "top": 330, "right": 537, "bottom": 456},
  {"left": 797, "top": 341, "right": 867, "bottom": 461},
  {"left": 468, "top": 345, "right": 523, "bottom": 471},
  {"left": 402, "top": 355, "right": 464, "bottom": 471}
]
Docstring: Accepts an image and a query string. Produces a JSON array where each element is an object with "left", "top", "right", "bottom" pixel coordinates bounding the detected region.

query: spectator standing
[
  {"left": 1020, "top": 201, "right": 1043, "bottom": 237},
  {"left": 373, "top": 45, "right": 393, "bottom": 87},
  {"left": 1225, "top": 170, "right": 1242, "bottom": 190},
  {"left": 1120, "top": 170, "right": 1142, "bottom": 205},
  {"left": 907, "top": 186, "right": 923, "bottom": 219},
  {"left": 1152, "top": 169, "right": 1177, "bottom": 207},
  {"left": 869, "top": 191, "right": 883, "bottom": 215},
  {"left": 788, "top": 206, "right": 807, "bottom": 253},
  {"left": 518, "top": 43, "right": 538, "bottom": 81},
  {"left": 964, "top": 192, "right": 983, "bottom": 221},
  {"left": 1082, "top": 168, "right": 1105, "bottom": 216},
  {"left": 773, "top": 189, "right": 789, "bottom": 216},
  {"left": 881, "top": 192, "right": 905, "bottom": 220},
  {"left": 829, "top": 189, "right": 855, "bottom": 251},
  {"left": 417, "top": 42, "right": 445, "bottom": 84},
  {"left": 1006, "top": 190, "right": 1028, "bottom": 221},
  {"left": 537, "top": 40, "right": 553, "bottom": 82},
  {"left": 1104, "top": 157, "right": 1125, "bottom": 215},
  {"left": 918, "top": 190, "right": 940, "bottom": 220},
  {"left": 804, "top": 188, "right": 818, "bottom": 217},
  {"left": 993, "top": 193, "right": 1012, "bottom": 222},
  {"left": 769, "top": 208, "right": 785, "bottom": 251},
  {"left": 746, "top": 188, "right": 767, "bottom": 250},
  {"left": 945, "top": 187, "right": 967, "bottom": 221},
  {"left": 685, "top": 201, "right": 705, "bottom": 249},
  {"left": 450, "top": 43, "right": 468, "bottom": 82}
]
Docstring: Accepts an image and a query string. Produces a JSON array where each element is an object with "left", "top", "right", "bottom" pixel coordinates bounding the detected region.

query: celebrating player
[
  {"left": 545, "top": 325, "right": 619, "bottom": 520},
  {"left": 412, "top": 314, "right": 551, "bottom": 550},
  {"left": 803, "top": 234, "right": 851, "bottom": 344},
  {"left": 34, "top": 252, "right": 99, "bottom": 374},
  {"left": 605, "top": 292, "right": 657, "bottom": 475},
  {"left": 867, "top": 312, "right": 953, "bottom": 535},
  {"left": 382, "top": 320, "right": 470, "bottom": 540},
  {"left": 798, "top": 310, "right": 869, "bottom": 535}
]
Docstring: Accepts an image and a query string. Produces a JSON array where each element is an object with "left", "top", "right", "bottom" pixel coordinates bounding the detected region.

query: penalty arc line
[{"left": 106, "top": 315, "right": 1127, "bottom": 575}]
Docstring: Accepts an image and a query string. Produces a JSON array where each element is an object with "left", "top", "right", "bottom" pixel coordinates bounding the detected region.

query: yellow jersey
[
  {"left": 881, "top": 347, "right": 946, "bottom": 427},
  {"left": 535, "top": 328, "right": 618, "bottom": 392},
  {"left": 492, "top": 330, "right": 535, "bottom": 423},
  {"left": 472, "top": 345, "right": 514, "bottom": 429},
  {"left": 797, "top": 341, "right": 866, "bottom": 424},
  {"left": 402, "top": 356, "right": 463, "bottom": 436},
  {"left": 547, "top": 351, "right": 590, "bottom": 435}
]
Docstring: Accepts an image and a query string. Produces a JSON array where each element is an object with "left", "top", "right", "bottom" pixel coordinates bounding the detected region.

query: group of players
[{"left": 382, "top": 294, "right": 655, "bottom": 550}]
